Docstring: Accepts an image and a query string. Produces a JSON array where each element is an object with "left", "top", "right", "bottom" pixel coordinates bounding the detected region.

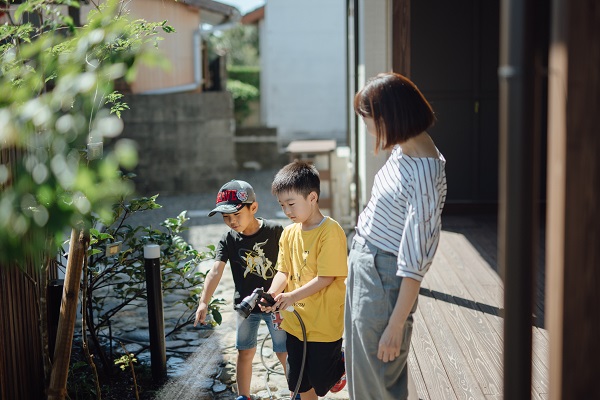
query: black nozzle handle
[{"left": 258, "top": 292, "right": 276, "bottom": 307}]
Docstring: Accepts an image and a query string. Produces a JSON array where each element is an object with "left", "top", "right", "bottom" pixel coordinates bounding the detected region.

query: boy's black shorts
[{"left": 285, "top": 334, "right": 345, "bottom": 396}]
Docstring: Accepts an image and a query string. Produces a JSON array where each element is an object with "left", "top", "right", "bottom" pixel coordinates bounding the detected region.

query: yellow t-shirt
[{"left": 277, "top": 217, "right": 348, "bottom": 342}]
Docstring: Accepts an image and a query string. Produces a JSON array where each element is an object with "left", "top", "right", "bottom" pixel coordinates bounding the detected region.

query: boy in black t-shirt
[{"left": 194, "top": 180, "right": 287, "bottom": 400}]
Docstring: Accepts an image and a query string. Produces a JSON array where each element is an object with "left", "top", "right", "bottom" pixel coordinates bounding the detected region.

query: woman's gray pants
[{"left": 345, "top": 235, "right": 417, "bottom": 400}]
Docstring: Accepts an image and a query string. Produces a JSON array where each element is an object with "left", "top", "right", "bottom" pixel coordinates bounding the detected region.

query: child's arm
[
  {"left": 259, "top": 271, "right": 289, "bottom": 312},
  {"left": 273, "top": 275, "right": 335, "bottom": 312},
  {"left": 194, "top": 260, "right": 226, "bottom": 326},
  {"left": 267, "top": 270, "right": 289, "bottom": 295}
]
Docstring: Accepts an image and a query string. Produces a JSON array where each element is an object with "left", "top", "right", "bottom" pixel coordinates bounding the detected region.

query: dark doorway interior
[{"left": 410, "top": 0, "right": 500, "bottom": 204}]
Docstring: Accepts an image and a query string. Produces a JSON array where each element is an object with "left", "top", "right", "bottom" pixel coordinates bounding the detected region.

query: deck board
[
  {"left": 411, "top": 306, "right": 458, "bottom": 399},
  {"left": 408, "top": 215, "right": 549, "bottom": 399},
  {"left": 408, "top": 345, "right": 431, "bottom": 400},
  {"left": 419, "top": 293, "right": 486, "bottom": 399},
  {"left": 423, "top": 263, "right": 503, "bottom": 396}
]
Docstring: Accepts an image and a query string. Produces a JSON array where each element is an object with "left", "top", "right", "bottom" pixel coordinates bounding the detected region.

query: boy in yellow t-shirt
[{"left": 261, "top": 161, "right": 347, "bottom": 400}]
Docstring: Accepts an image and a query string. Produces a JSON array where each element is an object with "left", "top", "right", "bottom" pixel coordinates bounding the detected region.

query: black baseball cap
[{"left": 208, "top": 180, "right": 257, "bottom": 217}]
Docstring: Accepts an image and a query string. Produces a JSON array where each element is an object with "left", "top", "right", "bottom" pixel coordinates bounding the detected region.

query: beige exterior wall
[{"left": 81, "top": 0, "right": 201, "bottom": 93}]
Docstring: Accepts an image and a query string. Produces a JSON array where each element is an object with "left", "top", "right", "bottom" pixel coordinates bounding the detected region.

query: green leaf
[{"left": 211, "top": 309, "right": 222, "bottom": 325}]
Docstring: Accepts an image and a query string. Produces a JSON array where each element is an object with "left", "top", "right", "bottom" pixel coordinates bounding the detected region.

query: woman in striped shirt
[{"left": 345, "top": 72, "right": 447, "bottom": 400}]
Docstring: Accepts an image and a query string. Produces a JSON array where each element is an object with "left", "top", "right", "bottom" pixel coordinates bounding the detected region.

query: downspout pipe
[{"left": 498, "top": 0, "right": 539, "bottom": 398}]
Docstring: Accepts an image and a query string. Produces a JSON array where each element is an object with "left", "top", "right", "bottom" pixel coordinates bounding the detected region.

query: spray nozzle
[{"left": 234, "top": 288, "right": 276, "bottom": 318}]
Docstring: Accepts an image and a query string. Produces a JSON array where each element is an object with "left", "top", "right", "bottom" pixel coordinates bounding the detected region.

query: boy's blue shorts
[{"left": 236, "top": 312, "right": 287, "bottom": 353}]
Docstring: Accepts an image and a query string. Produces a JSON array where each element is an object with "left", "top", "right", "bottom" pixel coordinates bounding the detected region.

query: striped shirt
[{"left": 357, "top": 145, "right": 447, "bottom": 281}]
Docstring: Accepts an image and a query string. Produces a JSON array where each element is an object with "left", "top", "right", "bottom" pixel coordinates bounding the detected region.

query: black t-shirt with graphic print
[{"left": 216, "top": 218, "right": 284, "bottom": 313}]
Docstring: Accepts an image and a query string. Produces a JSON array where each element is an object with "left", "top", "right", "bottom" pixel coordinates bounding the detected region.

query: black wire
[
  {"left": 259, "top": 310, "right": 306, "bottom": 400},
  {"left": 291, "top": 309, "right": 307, "bottom": 400},
  {"left": 260, "top": 333, "right": 284, "bottom": 376}
]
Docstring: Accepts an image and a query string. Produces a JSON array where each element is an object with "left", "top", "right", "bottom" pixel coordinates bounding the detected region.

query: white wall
[
  {"left": 261, "top": 0, "right": 347, "bottom": 145},
  {"left": 356, "top": 0, "right": 392, "bottom": 208}
]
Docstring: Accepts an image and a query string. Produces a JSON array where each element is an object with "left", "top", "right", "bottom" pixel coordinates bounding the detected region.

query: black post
[
  {"left": 144, "top": 244, "right": 167, "bottom": 382},
  {"left": 499, "top": 0, "right": 539, "bottom": 399}
]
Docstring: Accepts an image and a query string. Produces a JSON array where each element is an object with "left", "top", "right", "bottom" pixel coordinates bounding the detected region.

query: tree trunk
[{"left": 47, "top": 227, "right": 89, "bottom": 400}]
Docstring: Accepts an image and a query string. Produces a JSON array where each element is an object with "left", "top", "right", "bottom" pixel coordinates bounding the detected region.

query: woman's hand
[
  {"left": 378, "top": 277, "right": 420, "bottom": 362},
  {"left": 377, "top": 322, "right": 404, "bottom": 362}
]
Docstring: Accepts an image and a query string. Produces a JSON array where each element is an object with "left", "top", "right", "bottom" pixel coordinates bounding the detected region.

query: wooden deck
[{"left": 408, "top": 214, "right": 548, "bottom": 400}]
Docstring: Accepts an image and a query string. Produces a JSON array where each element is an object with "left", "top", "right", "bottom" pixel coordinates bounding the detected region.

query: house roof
[
  {"left": 241, "top": 5, "right": 264, "bottom": 25},
  {"left": 181, "top": 0, "right": 239, "bottom": 17},
  {"left": 179, "top": 0, "right": 241, "bottom": 25}
]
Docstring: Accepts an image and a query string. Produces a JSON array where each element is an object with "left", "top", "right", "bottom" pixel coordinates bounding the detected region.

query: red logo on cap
[{"left": 216, "top": 190, "right": 241, "bottom": 204}]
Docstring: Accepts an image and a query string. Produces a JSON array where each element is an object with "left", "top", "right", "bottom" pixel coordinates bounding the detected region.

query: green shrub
[
  {"left": 57, "top": 195, "right": 224, "bottom": 374},
  {"left": 228, "top": 66, "right": 260, "bottom": 90},
  {"left": 227, "top": 79, "right": 259, "bottom": 125},
  {"left": 0, "top": 0, "right": 172, "bottom": 267}
]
